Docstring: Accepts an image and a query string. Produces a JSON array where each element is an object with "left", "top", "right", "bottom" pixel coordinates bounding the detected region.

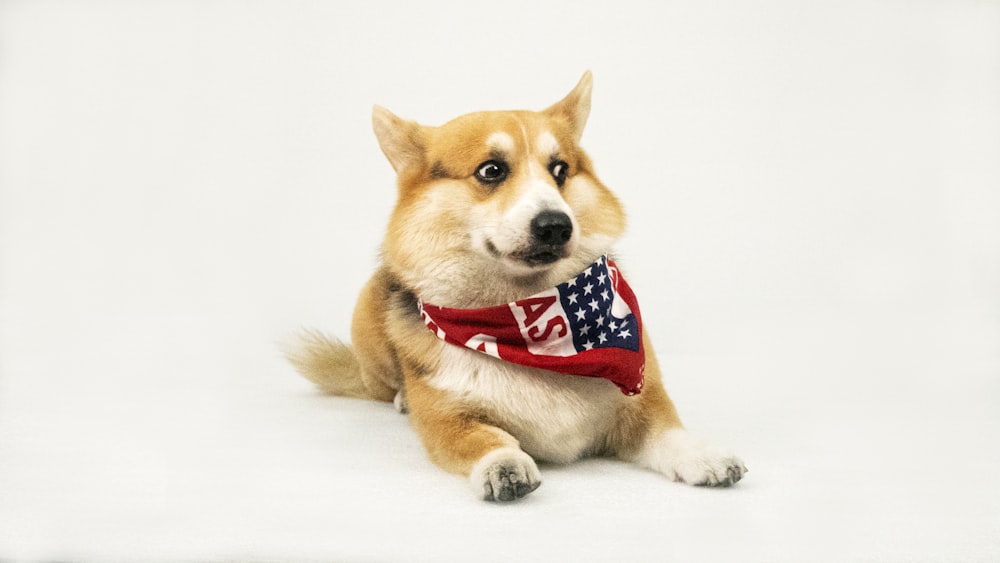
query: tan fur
[
  {"left": 289, "top": 72, "right": 746, "bottom": 501},
  {"left": 405, "top": 372, "right": 521, "bottom": 474},
  {"left": 283, "top": 330, "right": 369, "bottom": 399}
]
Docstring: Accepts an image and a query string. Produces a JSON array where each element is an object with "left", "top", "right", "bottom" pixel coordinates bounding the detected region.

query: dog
[{"left": 287, "top": 72, "right": 747, "bottom": 501}]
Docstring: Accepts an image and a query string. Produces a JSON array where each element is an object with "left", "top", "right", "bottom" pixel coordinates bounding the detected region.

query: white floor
[{"left": 2, "top": 2, "right": 999, "bottom": 561}]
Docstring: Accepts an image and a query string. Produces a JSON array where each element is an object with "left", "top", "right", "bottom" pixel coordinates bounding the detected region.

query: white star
[
  {"left": 598, "top": 332, "right": 608, "bottom": 344},
  {"left": 619, "top": 319, "right": 627, "bottom": 328},
  {"left": 595, "top": 315, "right": 605, "bottom": 327},
  {"left": 582, "top": 340, "right": 594, "bottom": 350},
  {"left": 567, "top": 292, "right": 578, "bottom": 304},
  {"left": 609, "top": 320, "right": 618, "bottom": 331},
  {"left": 600, "top": 289, "right": 609, "bottom": 301},
  {"left": 578, "top": 324, "right": 591, "bottom": 336},
  {"left": 589, "top": 299, "right": 600, "bottom": 312},
  {"left": 583, "top": 266, "right": 593, "bottom": 277},
  {"left": 619, "top": 329, "right": 632, "bottom": 339},
  {"left": 597, "top": 272, "right": 607, "bottom": 285},
  {"left": 583, "top": 282, "right": 594, "bottom": 295},
  {"left": 574, "top": 308, "right": 586, "bottom": 321},
  {"left": 566, "top": 277, "right": 578, "bottom": 287}
]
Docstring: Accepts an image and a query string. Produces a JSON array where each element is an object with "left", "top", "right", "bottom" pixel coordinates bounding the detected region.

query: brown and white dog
[{"left": 288, "top": 72, "right": 746, "bottom": 501}]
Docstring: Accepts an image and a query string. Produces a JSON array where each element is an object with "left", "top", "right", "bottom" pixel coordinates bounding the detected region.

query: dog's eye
[
  {"left": 475, "top": 160, "right": 508, "bottom": 184},
  {"left": 549, "top": 160, "right": 569, "bottom": 187}
]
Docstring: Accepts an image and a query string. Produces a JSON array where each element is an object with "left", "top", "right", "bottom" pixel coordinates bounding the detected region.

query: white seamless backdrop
[{"left": 1, "top": 1, "right": 998, "bottom": 562}]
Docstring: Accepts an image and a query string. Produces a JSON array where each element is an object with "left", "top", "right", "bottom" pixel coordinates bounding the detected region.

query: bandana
[{"left": 418, "top": 255, "right": 645, "bottom": 395}]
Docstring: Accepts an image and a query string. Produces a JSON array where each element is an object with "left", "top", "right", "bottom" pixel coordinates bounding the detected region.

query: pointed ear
[
  {"left": 544, "top": 71, "right": 593, "bottom": 142},
  {"left": 372, "top": 105, "right": 425, "bottom": 174}
]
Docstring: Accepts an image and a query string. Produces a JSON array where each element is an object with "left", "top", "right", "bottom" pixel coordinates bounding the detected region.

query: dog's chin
[
  {"left": 494, "top": 246, "right": 573, "bottom": 280},
  {"left": 521, "top": 249, "right": 563, "bottom": 267},
  {"left": 482, "top": 239, "right": 577, "bottom": 280}
]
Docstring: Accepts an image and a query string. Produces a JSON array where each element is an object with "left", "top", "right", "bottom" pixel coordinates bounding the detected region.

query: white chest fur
[{"left": 426, "top": 345, "right": 625, "bottom": 463}]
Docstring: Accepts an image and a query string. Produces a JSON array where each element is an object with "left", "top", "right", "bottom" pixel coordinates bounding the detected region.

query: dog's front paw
[
  {"left": 469, "top": 447, "right": 542, "bottom": 502},
  {"left": 638, "top": 428, "right": 748, "bottom": 487},
  {"left": 684, "top": 453, "right": 747, "bottom": 487}
]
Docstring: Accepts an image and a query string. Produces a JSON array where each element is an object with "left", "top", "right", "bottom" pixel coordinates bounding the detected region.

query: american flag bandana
[{"left": 418, "top": 255, "right": 645, "bottom": 395}]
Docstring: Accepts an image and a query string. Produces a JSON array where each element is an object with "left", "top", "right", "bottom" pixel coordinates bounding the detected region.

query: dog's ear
[
  {"left": 372, "top": 105, "right": 425, "bottom": 174},
  {"left": 544, "top": 71, "right": 593, "bottom": 143}
]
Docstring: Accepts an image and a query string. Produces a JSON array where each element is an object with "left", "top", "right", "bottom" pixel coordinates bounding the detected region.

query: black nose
[{"left": 530, "top": 210, "right": 573, "bottom": 246}]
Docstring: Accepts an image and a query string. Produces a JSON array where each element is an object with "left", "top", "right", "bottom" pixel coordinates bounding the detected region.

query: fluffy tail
[{"left": 283, "top": 330, "right": 371, "bottom": 399}]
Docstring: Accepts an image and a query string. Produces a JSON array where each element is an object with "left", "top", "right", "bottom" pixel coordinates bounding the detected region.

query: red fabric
[{"left": 419, "top": 256, "right": 645, "bottom": 395}]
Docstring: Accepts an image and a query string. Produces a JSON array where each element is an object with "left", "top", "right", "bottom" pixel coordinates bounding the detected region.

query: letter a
[{"left": 516, "top": 296, "right": 557, "bottom": 327}]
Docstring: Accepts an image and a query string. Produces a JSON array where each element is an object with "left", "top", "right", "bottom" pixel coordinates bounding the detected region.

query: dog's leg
[
  {"left": 615, "top": 334, "right": 747, "bottom": 486},
  {"left": 632, "top": 424, "right": 748, "bottom": 486},
  {"left": 405, "top": 373, "right": 541, "bottom": 502}
]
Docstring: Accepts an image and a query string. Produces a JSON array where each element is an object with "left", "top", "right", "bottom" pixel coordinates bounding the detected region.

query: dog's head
[{"left": 373, "top": 72, "right": 626, "bottom": 306}]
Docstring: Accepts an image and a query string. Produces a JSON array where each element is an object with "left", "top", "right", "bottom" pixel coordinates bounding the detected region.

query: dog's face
[{"left": 373, "top": 73, "right": 626, "bottom": 306}]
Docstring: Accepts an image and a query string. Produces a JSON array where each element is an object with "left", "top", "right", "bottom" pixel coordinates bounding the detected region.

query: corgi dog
[{"left": 288, "top": 72, "right": 746, "bottom": 501}]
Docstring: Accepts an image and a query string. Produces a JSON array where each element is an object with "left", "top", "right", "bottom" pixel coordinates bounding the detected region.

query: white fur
[
  {"left": 632, "top": 427, "right": 747, "bottom": 486},
  {"left": 535, "top": 131, "right": 560, "bottom": 156},
  {"left": 428, "top": 345, "right": 624, "bottom": 463},
  {"left": 486, "top": 132, "right": 515, "bottom": 154},
  {"left": 393, "top": 389, "right": 407, "bottom": 413}
]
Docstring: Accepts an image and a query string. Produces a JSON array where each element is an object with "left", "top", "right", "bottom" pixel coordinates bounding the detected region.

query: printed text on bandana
[{"left": 509, "top": 290, "right": 576, "bottom": 356}]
